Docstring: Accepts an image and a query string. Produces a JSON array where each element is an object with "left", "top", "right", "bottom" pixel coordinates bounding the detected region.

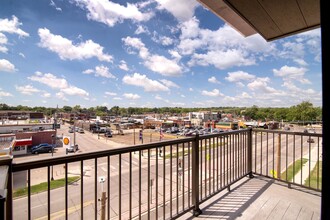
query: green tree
[
  {"left": 244, "top": 105, "right": 259, "bottom": 120},
  {"left": 110, "top": 106, "right": 120, "bottom": 115},
  {"left": 72, "top": 105, "right": 82, "bottom": 113},
  {"left": 0, "top": 103, "right": 10, "bottom": 110},
  {"left": 62, "top": 106, "right": 72, "bottom": 112}
]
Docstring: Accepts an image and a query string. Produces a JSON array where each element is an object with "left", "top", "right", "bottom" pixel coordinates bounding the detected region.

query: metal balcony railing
[{"left": 0, "top": 128, "right": 322, "bottom": 220}]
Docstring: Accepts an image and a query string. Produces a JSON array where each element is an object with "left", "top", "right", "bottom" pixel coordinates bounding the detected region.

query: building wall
[
  {"left": 0, "top": 123, "right": 53, "bottom": 134},
  {"left": 16, "top": 130, "right": 56, "bottom": 146}
]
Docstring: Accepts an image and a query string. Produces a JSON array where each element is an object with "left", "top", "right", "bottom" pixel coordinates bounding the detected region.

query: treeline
[{"left": 0, "top": 101, "right": 322, "bottom": 122}]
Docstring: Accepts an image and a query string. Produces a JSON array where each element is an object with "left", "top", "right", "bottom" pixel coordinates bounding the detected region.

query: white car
[{"left": 67, "top": 144, "right": 79, "bottom": 153}]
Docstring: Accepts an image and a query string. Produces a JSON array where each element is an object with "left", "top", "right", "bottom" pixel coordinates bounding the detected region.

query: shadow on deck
[{"left": 179, "top": 175, "right": 321, "bottom": 220}]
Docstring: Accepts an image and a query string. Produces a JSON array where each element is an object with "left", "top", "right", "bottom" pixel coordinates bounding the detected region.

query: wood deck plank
[{"left": 178, "top": 176, "right": 321, "bottom": 220}]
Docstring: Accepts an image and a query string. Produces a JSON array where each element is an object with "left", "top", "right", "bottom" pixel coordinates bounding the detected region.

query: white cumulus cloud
[
  {"left": 15, "top": 85, "right": 40, "bottom": 95},
  {"left": 123, "top": 93, "right": 140, "bottom": 100},
  {"left": 83, "top": 65, "right": 116, "bottom": 79},
  {"left": 122, "top": 36, "right": 183, "bottom": 76},
  {"left": 159, "top": 79, "right": 179, "bottom": 88},
  {"left": 28, "top": 71, "right": 89, "bottom": 99},
  {"left": 74, "top": 0, "right": 154, "bottom": 27},
  {"left": 273, "top": 65, "right": 310, "bottom": 84},
  {"left": 38, "top": 28, "right": 112, "bottom": 62},
  {"left": 123, "top": 73, "right": 169, "bottom": 92},
  {"left": 225, "top": 71, "right": 256, "bottom": 82},
  {"left": 208, "top": 76, "right": 221, "bottom": 84},
  {"left": 0, "top": 59, "right": 17, "bottom": 72},
  {"left": 0, "top": 89, "right": 13, "bottom": 97},
  {"left": 0, "top": 15, "right": 29, "bottom": 37},
  {"left": 155, "top": 0, "right": 198, "bottom": 22},
  {"left": 201, "top": 89, "right": 224, "bottom": 97}
]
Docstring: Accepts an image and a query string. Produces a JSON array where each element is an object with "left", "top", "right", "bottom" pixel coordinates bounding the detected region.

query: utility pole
[
  {"left": 55, "top": 105, "right": 58, "bottom": 147},
  {"left": 277, "top": 134, "right": 281, "bottom": 179},
  {"left": 73, "top": 113, "right": 76, "bottom": 147},
  {"left": 51, "top": 134, "right": 54, "bottom": 180},
  {"left": 99, "top": 177, "right": 106, "bottom": 220}
]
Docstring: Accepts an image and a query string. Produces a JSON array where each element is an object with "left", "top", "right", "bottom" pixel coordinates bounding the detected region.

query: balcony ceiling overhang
[{"left": 197, "top": 0, "right": 320, "bottom": 41}]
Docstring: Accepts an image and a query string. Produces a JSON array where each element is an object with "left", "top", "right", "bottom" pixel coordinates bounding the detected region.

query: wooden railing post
[
  {"left": 0, "top": 156, "right": 13, "bottom": 220},
  {"left": 192, "top": 134, "right": 202, "bottom": 216},
  {"left": 247, "top": 128, "right": 254, "bottom": 178},
  {"left": 277, "top": 134, "right": 281, "bottom": 179}
]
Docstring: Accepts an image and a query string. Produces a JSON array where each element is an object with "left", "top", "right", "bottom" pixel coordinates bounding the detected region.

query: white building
[{"left": 188, "top": 111, "right": 221, "bottom": 126}]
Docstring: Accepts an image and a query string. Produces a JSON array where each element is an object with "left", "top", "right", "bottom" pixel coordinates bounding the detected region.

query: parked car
[
  {"left": 31, "top": 143, "right": 53, "bottom": 151},
  {"left": 104, "top": 131, "right": 112, "bottom": 137},
  {"left": 67, "top": 144, "right": 79, "bottom": 153},
  {"left": 31, "top": 144, "right": 54, "bottom": 154},
  {"left": 78, "top": 128, "right": 84, "bottom": 133}
]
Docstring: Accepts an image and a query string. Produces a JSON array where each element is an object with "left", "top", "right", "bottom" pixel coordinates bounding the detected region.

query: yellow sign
[
  {"left": 63, "top": 136, "right": 70, "bottom": 147},
  {"left": 270, "top": 169, "right": 277, "bottom": 177}
]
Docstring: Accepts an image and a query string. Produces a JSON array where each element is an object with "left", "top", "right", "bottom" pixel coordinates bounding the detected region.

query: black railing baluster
[
  {"left": 65, "top": 162, "right": 68, "bottom": 220},
  {"left": 129, "top": 152, "right": 132, "bottom": 220},
  {"left": 192, "top": 134, "right": 201, "bottom": 216},
  {"left": 94, "top": 159, "right": 97, "bottom": 220},
  {"left": 170, "top": 144, "right": 173, "bottom": 219},
  {"left": 139, "top": 151, "right": 141, "bottom": 219},
  {"left": 81, "top": 160, "right": 84, "bottom": 220},
  {"left": 119, "top": 154, "right": 122, "bottom": 220},
  {"left": 176, "top": 144, "right": 178, "bottom": 215},
  {"left": 248, "top": 128, "right": 253, "bottom": 178},
  {"left": 147, "top": 149, "right": 150, "bottom": 219},
  {"left": 182, "top": 143, "right": 185, "bottom": 211},
  {"left": 293, "top": 134, "right": 296, "bottom": 183},
  {"left": 47, "top": 166, "right": 50, "bottom": 220},
  {"left": 188, "top": 142, "right": 191, "bottom": 208},
  {"left": 28, "top": 169, "right": 31, "bottom": 220},
  {"left": 156, "top": 147, "right": 159, "bottom": 218},
  {"left": 163, "top": 145, "right": 166, "bottom": 219}
]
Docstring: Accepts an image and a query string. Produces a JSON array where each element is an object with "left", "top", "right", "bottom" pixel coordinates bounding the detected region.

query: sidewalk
[{"left": 293, "top": 144, "right": 320, "bottom": 185}]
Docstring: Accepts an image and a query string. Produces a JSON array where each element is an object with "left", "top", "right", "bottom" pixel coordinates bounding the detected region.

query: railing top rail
[
  {"left": 198, "top": 128, "right": 251, "bottom": 140},
  {"left": 252, "top": 128, "right": 323, "bottom": 137},
  {"left": 11, "top": 128, "right": 322, "bottom": 172}
]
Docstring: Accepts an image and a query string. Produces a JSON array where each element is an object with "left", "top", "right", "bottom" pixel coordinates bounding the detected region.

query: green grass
[
  {"left": 281, "top": 158, "right": 308, "bottom": 181},
  {"left": 13, "top": 176, "right": 80, "bottom": 198},
  {"left": 304, "top": 160, "right": 322, "bottom": 190}
]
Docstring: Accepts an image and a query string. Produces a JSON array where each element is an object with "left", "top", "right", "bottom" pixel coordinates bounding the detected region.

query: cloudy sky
[{"left": 0, "top": 0, "right": 322, "bottom": 109}]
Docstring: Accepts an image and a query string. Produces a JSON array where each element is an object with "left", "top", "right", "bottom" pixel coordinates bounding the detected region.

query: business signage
[{"left": 63, "top": 136, "right": 70, "bottom": 148}]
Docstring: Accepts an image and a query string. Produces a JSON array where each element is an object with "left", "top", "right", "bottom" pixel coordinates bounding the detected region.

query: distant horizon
[
  {"left": 0, "top": 101, "right": 322, "bottom": 110},
  {"left": 0, "top": 1, "right": 322, "bottom": 108}
]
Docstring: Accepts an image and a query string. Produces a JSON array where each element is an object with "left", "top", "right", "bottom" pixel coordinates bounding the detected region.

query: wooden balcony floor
[{"left": 179, "top": 175, "right": 321, "bottom": 220}]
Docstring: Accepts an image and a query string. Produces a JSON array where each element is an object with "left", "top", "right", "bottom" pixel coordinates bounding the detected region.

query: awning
[{"left": 14, "top": 138, "right": 32, "bottom": 147}]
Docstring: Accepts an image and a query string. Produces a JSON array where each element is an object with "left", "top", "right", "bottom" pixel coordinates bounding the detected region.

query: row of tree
[{"left": 0, "top": 101, "right": 322, "bottom": 122}]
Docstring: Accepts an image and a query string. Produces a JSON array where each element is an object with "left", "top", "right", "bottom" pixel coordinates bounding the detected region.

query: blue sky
[{"left": 0, "top": 0, "right": 322, "bottom": 109}]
